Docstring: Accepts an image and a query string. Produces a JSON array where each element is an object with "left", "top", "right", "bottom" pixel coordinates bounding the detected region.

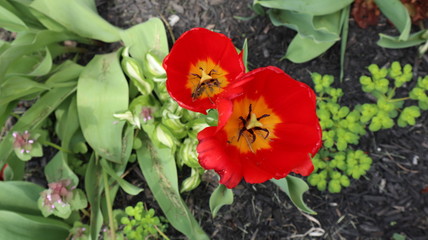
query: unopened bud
[
  {"left": 146, "top": 52, "right": 166, "bottom": 77},
  {"left": 113, "top": 110, "right": 141, "bottom": 129},
  {"left": 180, "top": 168, "right": 202, "bottom": 193},
  {"left": 122, "top": 56, "right": 154, "bottom": 95},
  {"left": 177, "top": 138, "right": 200, "bottom": 168},
  {"left": 154, "top": 124, "right": 176, "bottom": 148}
]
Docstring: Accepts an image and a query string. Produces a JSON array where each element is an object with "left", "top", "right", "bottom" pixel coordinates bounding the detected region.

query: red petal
[
  {"left": 197, "top": 66, "right": 322, "bottom": 187},
  {"left": 197, "top": 127, "right": 243, "bottom": 188},
  {"left": 163, "top": 28, "right": 245, "bottom": 114}
]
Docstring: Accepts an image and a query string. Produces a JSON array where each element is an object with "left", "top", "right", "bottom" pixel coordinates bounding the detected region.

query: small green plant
[
  {"left": 309, "top": 61, "right": 426, "bottom": 193},
  {"left": 120, "top": 202, "right": 168, "bottom": 240}
]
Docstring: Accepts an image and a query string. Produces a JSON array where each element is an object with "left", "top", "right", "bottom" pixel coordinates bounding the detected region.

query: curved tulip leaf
[
  {"left": 136, "top": 132, "right": 209, "bottom": 240},
  {"left": 284, "top": 34, "right": 336, "bottom": 63},
  {"left": 375, "top": 0, "right": 411, "bottom": 41},
  {"left": 283, "top": 10, "right": 342, "bottom": 63},
  {"left": 271, "top": 176, "right": 316, "bottom": 215},
  {"left": 268, "top": 9, "right": 339, "bottom": 42},
  {"left": 120, "top": 18, "right": 169, "bottom": 75},
  {"left": 0, "top": 5, "right": 28, "bottom": 32},
  {"left": 77, "top": 52, "right": 129, "bottom": 163},
  {"left": 30, "top": 0, "right": 121, "bottom": 42},
  {"left": 255, "top": 0, "right": 353, "bottom": 16},
  {"left": 378, "top": 30, "right": 428, "bottom": 49},
  {"left": 209, "top": 184, "right": 234, "bottom": 218}
]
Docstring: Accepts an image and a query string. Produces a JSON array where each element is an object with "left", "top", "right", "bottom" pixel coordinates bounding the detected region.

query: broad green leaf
[
  {"left": 0, "top": 210, "right": 70, "bottom": 240},
  {"left": 85, "top": 154, "right": 103, "bottom": 240},
  {"left": 284, "top": 10, "right": 342, "bottom": 63},
  {"left": 209, "top": 184, "right": 234, "bottom": 218},
  {"left": 136, "top": 132, "right": 209, "bottom": 240},
  {"left": 267, "top": 9, "right": 339, "bottom": 42},
  {"left": 120, "top": 18, "right": 169, "bottom": 65},
  {"left": 285, "top": 34, "right": 336, "bottom": 63},
  {"left": 271, "top": 176, "right": 316, "bottom": 215},
  {"left": 44, "top": 152, "right": 79, "bottom": 186},
  {"left": 0, "top": 181, "right": 44, "bottom": 215},
  {"left": 30, "top": 0, "right": 120, "bottom": 42},
  {"left": 100, "top": 158, "right": 143, "bottom": 195},
  {"left": 378, "top": 30, "right": 428, "bottom": 48},
  {"left": 375, "top": 0, "right": 411, "bottom": 41},
  {"left": 0, "top": 4, "right": 28, "bottom": 31},
  {"left": 0, "top": 86, "right": 76, "bottom": 167},
  {"left": 77, "top": 52, "right": 129, "bottom": 163},
  {"left": 255, "top": 0, "right": 353, "bottom": 16}
]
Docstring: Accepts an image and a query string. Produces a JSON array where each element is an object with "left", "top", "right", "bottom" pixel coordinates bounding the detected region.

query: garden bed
[
  {"left": 95, "top": 0, "right": 428, "bottom": 239},
  {"left": 1, "top": 0, "right": 427, "bottom": 239}
]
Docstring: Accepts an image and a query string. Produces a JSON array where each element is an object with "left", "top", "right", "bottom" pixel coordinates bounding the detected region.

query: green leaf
[
  {"left": 100, "top": 158, "right": 143, "bottom": 195},
  {"left": 284, "top": 10, "right": 342, "bottom": 63},
  {"left": 69, "top": 189, "right": 88, "bottom": 210},
  {"left": 375, "top": 0, "right": 411, "bottom": 41},
  {"left": 136, "top": 132, "right": 209, "bottom": 240},
  {"left": 209, "top": 184, "right": 234, "bottom": 218},
  {"left": 0, "top": 4, "right": 28, "bottom": 31},
  {"left": 285, "top": 34, "right": 336, "bottom": 63},
  {"left": 271, "top": 176, "right": 316, "bottom": 215},
  {"left": 0, "top": 210, "right": 70, "bottom": 240},
  {"left": 30, "top": 0, "right": 121, "bottom": 42},
  {"left": 255, "top": 0, "right": 353, "bottom": 16},
  {"left": 267, "top": 9, "right": 339, "bottom": 42},
  {"left": 77, "top": 52, "right": 129, "bottom": 163},
  {"left": 120, "top": 18, "right": 169, "bottom": 66},
  {"left": 377, "top": 30, "right": 428, "bottom": 49},
  {"left": 241, "top": 38, "right": 249, "bottom": 72},
  {"left": 44, "top": 152, "right": 79, "bottom": 186},
  {"left": 0, "top": 181, "right": 44, "bottom": 215}
]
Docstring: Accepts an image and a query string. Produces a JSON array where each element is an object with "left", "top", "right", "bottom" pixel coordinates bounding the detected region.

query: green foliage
[
  {"left": 310, "top": 61, "right": 426, "bottom": 193},
  {"left": 209, "top": 184, "right": 234, "bottom": 218},
  {"left": 120, "top": 202, "right": 168, "bottom": 240}
]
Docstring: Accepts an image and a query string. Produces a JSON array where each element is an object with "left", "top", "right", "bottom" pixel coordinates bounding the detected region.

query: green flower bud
[
  {"left": 154, "top": 123, "right": 176, "bottom": 148},
  {"left": 180, "top": 168, "right": 202, "bottom": 192},
  {"left": 162, "top": 118, "right": 187, "bottom": 139},
  {"left": 146, "top": 52, "right": 166, "bottom": 77},
  {"left": 177, "top": 138, "right": 200, "bottom": 169},
  {"left": 113, "top": 110, "right": 141, "bottom": 129},
  {"left": 122, "top": 54, "right": 154, "bottom": 95}
]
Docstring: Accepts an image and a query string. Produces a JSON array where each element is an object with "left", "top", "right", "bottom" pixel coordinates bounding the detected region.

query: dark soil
[{"left": 93, "top": 0, "right": 428, "bottom": 239}]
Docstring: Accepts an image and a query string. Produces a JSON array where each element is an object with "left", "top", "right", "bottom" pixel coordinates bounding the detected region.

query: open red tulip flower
[
  {"left": 197, "top": 66, "right": 322, "bottom": 188},
  {"left": 163, "top": 28, "right": 245, "bottom": 114}
]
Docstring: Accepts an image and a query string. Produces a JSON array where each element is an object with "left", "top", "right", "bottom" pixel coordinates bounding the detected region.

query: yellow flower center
[
  {"left": 224, "top": 97, "right": 281, "bottom": 153},
  {"left": 186, "top": 58, "right": 229, "bottom": 101}
]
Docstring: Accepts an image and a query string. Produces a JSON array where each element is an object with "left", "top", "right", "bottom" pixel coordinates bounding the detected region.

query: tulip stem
[{"left": 102, "top": 169, "right": 116, "bottom": 240}]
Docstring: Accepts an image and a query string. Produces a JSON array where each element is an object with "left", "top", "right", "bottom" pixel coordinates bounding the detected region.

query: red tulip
[
  {"left": 163, "top": 28, "right": 245, "bottom": 114},
  {"left": 197, "top": 67, "right": 322, "bottom": 188}
]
